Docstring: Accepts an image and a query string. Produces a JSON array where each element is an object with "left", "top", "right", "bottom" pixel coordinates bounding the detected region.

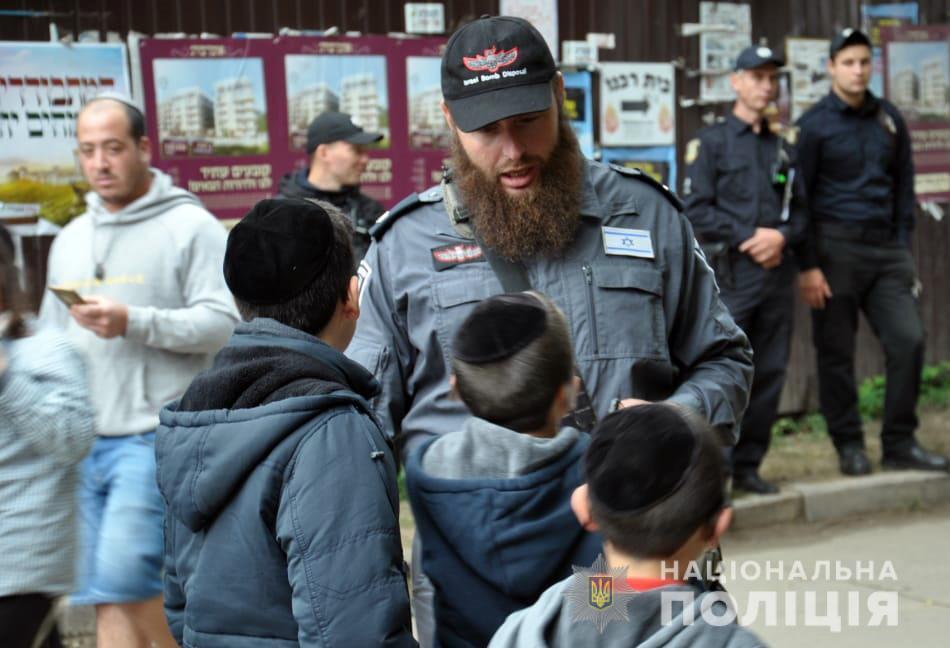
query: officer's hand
[
  {"left": 738, "top": 228, "right": 785, "bottom": 268},
  {"left": 69, "top": 295, "right": 129, "bottom": 338},
  {"left": 798, "top": 269, "right": 833, "bottom": 309}
]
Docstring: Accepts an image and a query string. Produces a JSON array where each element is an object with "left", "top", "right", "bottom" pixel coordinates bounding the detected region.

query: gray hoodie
[
  {"left": 39, "top": 169, "right": 238, "bottom": 436},
  {"left": 490, "top": 578, "right": 767, "bottom": 648}
]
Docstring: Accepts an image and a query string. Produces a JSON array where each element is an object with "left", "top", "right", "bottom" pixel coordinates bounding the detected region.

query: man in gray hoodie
[{"left": 38, "top": 95, "right": 238, "bottom": 647}]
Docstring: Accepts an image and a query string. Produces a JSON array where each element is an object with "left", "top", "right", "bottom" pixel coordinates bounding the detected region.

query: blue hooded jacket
[
  {"left": 405, "top": 421, "right": 600, "bottom": 647},
  {"left": 156, "top": 319, "right": 415, "bottom": 647}
]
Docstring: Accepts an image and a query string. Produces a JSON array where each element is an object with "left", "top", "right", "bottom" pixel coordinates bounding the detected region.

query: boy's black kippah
[
  {"left": 586, "top": 406, "right": 699, "bottom": 513},
  {"left": 224, "top": 198, "right": 334, "bottom": 305},
  {"left": 453, "top": 292, "right": 547, "bottom": 364}
]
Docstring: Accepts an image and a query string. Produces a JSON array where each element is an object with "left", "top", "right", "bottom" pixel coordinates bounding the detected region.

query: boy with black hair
[
  {"left": 491, "top": 404, "right": 765, "bottom": 647},
  {"left": 406, "top": 291, "right": 600, "bottom": 647},
  {"left": 155, "top": 198, "right": 415, "bottom": 647}
]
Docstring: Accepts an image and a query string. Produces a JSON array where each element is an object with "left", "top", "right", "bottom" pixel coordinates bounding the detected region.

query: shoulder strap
[{"left": 608, "top": 163, "right": 684, "bottom": 212}]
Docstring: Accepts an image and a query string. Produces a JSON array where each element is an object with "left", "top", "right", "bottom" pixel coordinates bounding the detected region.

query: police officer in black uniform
[
  {"left": 684, "top": 45, "right": 805, "bottom": 494},
  {"left": 795, "top": 28, "right": 948, "bottom": 475}
]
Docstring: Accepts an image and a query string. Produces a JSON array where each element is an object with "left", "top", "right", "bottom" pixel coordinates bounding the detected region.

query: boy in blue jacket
[
  {"left": 405, "top": 292, "right": 600, "bottom": 647},
  {"left": 155, "top": 198, "right": 415, "bottom": 647}
]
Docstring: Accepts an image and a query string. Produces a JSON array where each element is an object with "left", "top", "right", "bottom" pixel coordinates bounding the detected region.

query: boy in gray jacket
[{"left": 491, "top": 404, "right": 766, "bottom": 647}]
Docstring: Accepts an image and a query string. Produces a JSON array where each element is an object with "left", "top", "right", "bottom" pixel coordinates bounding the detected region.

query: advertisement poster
[
  {"left": 499, "top": 0, "right": 559, "bottom": 61},
  {"left": 0, "top": 42, "right": 130, "bottom": 226},
  {"left": 786, "top": 38, "right": 831, "bottom": 121},
  {"left": 882, "top": 25, "right": 950, "bottom": 201},
  {"left": 140, "top": 36, "right": 446, "bottom": 221},
  {"left": 562, "top": 70, "right": 594, "bottom": 159},
  {"left": 861, "top": 3, "right": 918, "bottom": 96},
  {"left": 699, "top": 2, "right": 751, "bottom": 102},
  {"left": 599, "top": 62, "right": 675, "bottom": 147},
  {"left": 600, "top": 146, "right": 677, "bottom": 191}
]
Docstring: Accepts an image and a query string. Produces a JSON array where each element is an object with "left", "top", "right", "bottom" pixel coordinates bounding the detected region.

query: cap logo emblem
[{"left": 463, "top": 46, "right": 519, "bottom": 74}]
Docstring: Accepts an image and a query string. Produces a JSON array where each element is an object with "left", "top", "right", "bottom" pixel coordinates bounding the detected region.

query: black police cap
[
  {"left": 441, "top": 15, "right": 557, "bottom": 132},
  {"left": 452, "top": 292, "right": 548, "bottom": 364},
  {"left": 224, "top": 198, "right": 335, "bottom": 305},
  {"left": 306, "top": 111, "right": 382, "bottom": 155},
  {"left": 829, "top": 28, "right": 872, "bottom": 58},
  {"left": 734, "top": 45, "right": 785, "bottom": 71}
]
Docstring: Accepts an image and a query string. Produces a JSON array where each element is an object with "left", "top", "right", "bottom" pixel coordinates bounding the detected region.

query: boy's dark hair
[
  {"left": 585, "top": 404, "right": 725, "bottom": 559},
  {"left": 451, "top": 291, "right": 573, "bottom": 432},
  {"left": 232, "top": 200, "right": 354, "bottom": 336}
]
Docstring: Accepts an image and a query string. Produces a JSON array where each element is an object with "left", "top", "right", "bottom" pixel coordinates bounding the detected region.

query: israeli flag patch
[{"left": 602, "top": 226, "right": 655, "bottom": 259}]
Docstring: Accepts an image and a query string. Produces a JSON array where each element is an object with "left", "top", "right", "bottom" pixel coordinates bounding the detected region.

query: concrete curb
[{"left": 732, "top": 470, "right": 950, "bottom": 530}]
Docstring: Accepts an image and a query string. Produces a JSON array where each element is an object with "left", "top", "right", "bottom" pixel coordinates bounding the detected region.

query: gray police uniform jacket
[{"left": 346, "top": 159, "right": 752, "bottom": 455}]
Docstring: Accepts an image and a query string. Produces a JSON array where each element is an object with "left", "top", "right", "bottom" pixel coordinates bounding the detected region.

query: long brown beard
[{"left": 451, "top": 117, "right": 584, "bottom": 262}]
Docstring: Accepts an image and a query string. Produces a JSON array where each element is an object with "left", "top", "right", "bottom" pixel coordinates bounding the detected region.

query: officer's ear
[
  {"left": 440, "top": 100, "right": 457, "bottom": 132},
  {"left": 553, "top": 71, "right": 565, "bottom": 107}
]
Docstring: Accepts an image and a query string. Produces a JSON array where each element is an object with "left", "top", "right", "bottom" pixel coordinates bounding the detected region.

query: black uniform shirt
[
  {"left": 684, "top": 113, "right": 804, "bottom": 250},
  {"left": 794, "top": 91, "right": 915, "bottom": 269}
]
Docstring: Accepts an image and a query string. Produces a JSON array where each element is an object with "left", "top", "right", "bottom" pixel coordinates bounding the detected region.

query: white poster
[
  {"left": 499, "top": 0, "right": 559, "bottom": 62},
  {"left": 786, "top": 38, "right": 831, "bottom": 121},
  {"left": 699, "top": 2, "right": 751, "bottom": 102},
  {"left": 599, "top": 62, "right": 675, "bottom": 146},
  {"left": 0, "top": 42, "right": 131, "bottom": 227},
  {"left": 404, "top": 3, "right": 445, "bottom": 35}
]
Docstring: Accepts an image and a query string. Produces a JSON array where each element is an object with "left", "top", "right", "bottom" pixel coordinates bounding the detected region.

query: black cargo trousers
[{"left": 812, "top": 228, "right": 924, "bottom": 455}]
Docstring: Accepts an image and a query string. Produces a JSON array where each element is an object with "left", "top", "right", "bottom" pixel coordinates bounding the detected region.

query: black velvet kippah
[
  {"left": 224, "top": 198, "right": 334, "bottom": 305},
  {"left": 453, "top": 292, "right": 547, "bottom": 364},
  {"left": 586, "top": 406, "right": 699, "bottom": 513}
]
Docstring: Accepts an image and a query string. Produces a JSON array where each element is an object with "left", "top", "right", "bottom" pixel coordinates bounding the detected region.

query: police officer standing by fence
[
  {"left": 796, "top": 28, "right": 948, "bottom": 475},
  {"left": 684, "top": 45, "right": 806, "bottom": 494}
]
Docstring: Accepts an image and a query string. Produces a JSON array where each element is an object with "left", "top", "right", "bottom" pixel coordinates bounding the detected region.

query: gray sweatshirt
[
  {"left": 39, "top": 169, "right": 238, "bottom": 436},
  {"left": 0, "top": 328, "right": 95, "bottom": 596},
  {"left": 490, "top": 578, "right": 767, "bottom": 648}
]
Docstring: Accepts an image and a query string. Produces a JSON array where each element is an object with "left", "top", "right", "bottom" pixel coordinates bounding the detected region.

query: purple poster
[{"left": 140, "top": 35, "right": 446, "bottom": 220}]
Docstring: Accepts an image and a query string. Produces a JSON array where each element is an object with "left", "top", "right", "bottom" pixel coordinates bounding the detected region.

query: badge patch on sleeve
[
  {"left": 357, "top": 259, "right": 372, "bottom": 306},
  {"left": 431, "top": 243, "right": 484, "bottom": 271},
  {"left": 602, "top": 227, "right": 655, "bottom": 259}
]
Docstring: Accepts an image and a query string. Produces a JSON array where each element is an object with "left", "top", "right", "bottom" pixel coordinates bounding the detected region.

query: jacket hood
[
  {"left": 85, "top": 168, "right": 204, "bottom": 225},
  {"left": 407, "top": 430, "right": 594, "bottom": 599},
  {"left": 492, "top": 579, "right": 765, "bottom": 647},
  {"left": 156, "top": 319, "right": 379, "bottom": 532}
]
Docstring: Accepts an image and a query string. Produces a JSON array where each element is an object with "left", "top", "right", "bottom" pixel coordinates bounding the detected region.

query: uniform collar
[
  {"left": 726, "top": 112, "right": 768, "bottom": 136},
  {"left": 826, "top": 89, "right": 879, "bottom": 116}
]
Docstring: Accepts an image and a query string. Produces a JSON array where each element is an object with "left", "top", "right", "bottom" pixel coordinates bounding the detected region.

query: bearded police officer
[
  {"left": 345, "top": 16, "right": 753, "bottom": 645},
  {"left": 795, "top": 28, "right": 948, "bottom": 475},
  {"left": 684, "top": 45, "right": 806, "bottom": 494}
]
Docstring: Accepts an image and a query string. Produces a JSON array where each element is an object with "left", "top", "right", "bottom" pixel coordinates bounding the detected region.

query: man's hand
[
  {"left": 69, "top": 295, "right": 129, "bottom": 338},
  {"left": 738, "top": 227, "right": 785, "bottom": 269},
  {"left": 798, "top": 269, "right": 832, "bottom": 309},
  {"left": 617, "top": 398, "right": 651, "bottom": 409}
]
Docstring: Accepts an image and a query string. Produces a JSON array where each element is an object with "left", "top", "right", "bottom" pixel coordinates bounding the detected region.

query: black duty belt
[{"left": 818, "top": 222, "right": 896, "bottom": 244}]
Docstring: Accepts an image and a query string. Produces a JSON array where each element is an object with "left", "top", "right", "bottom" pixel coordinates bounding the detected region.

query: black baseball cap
[
  {"left": 306, "top": 111, "right": 382, "bottom": 154},
  {"left": 734, "top": 45, "right": 785, "bottom": 70},
  {"left": 441, "top": 15, "right": 557, "bottom": 132},
  {"left": 829, "top": 28, "right": 872, "bottom": 58}
]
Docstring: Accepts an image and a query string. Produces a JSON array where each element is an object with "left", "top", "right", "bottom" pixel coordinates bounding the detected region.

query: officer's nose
[{"left": 499, "top": 130, "right": 526, "bottom": 162}]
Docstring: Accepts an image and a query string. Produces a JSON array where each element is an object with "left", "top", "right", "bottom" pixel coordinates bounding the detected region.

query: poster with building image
[
  {"left": 861, "top": 3, "right": 918, "bottom": 96},
  {"left": 154, "top": 57, "right": 268, "bottom": 158},
  {"left": 786, "top": 38, "right": 831, "bottom": 121},
  {"left": 599, "top": 62, "right": 675, "bottom": 146},
  {"left": 882, "top": 25, "right": 950, "bottom": 201},
  {"left": 0, "top": 43, "right": 130, "bottom": 227},
  {"left": 699, "top": 2, "right": 751, "bottom": 102},
  {"left": 285, "top": 54, "right": 390, "bottom": 151},
  {"left": 407, "top": 56, "right": 449, "bottom": 150}
]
